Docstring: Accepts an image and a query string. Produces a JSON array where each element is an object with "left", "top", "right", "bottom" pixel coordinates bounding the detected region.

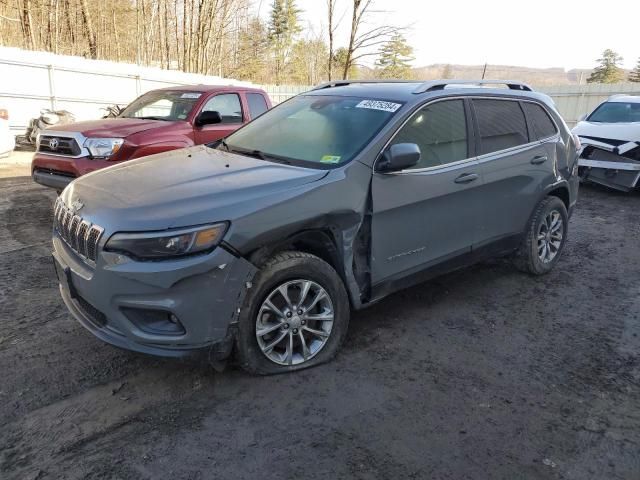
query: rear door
[
  {"left": 193, "top": 92, "right": 245, "bottom": 144},
  {"left": 371, "top": 98, "right": 485, "bottom": 285},
  {"left": 472, "top": 98, "right": 552, "bottom": 246}
]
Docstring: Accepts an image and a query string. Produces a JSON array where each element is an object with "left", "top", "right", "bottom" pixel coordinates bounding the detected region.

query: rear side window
[
  {"left": 473, "top": 99, "right": 529, "bottom": 155},
  {"left": 523, "top": 102, "right": 558, "bottom": 139},
  {"left": 247, "top": 93, "right": 269, "bottom": 118},
  {"left": 391, "top": 99, "right": 468, "bottom": 169}
]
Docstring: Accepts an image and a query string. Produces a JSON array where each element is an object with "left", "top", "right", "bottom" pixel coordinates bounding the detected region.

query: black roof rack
[
  {"left": 413, "top": 79, "right": 533, "bottom": 93},
  {"left": 312, "top": 79, "right": 417, "bottom": 90}
]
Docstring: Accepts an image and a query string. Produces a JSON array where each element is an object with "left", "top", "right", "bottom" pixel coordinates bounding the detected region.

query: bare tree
[{"left": 343, "top": 0, "right": 401, "bottom": 79}]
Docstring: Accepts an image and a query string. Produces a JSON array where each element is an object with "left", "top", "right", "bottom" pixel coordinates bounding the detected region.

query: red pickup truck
[{"left": 31, "top": 85, "right": 272, "bottom": 191}]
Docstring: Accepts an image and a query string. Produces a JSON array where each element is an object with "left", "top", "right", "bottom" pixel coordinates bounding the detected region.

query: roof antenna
[{"left": 482, "top": 63, "right": 488, "bottom": 80}]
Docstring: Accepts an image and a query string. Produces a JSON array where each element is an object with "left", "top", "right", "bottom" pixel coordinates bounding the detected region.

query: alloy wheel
[
  {"left": 255, "top": 279, "right": 334, "bottom": 366},
  {"left": 537, "top": 210, "right": 563, "bottom": 264}
]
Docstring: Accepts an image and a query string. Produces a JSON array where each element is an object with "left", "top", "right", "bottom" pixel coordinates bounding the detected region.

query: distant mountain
[
  {"left": 360, "top": 63, "right": 631, "bottom": 86},
  {"left": 414, "top": 64, "right": 597, "bottom": 85}
]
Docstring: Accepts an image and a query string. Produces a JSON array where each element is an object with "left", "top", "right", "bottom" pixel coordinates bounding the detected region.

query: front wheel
[
  {"left": 514, "top": 196, "right": 568, "bottom": 275},
  {"left": 235, "top": 251, "right": 350, "bottom": 375}
]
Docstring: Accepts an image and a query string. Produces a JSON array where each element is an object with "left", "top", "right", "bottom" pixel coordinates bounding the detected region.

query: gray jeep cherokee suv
[{"left": 52, "top": 80, "right": 579, "bottom": 374}]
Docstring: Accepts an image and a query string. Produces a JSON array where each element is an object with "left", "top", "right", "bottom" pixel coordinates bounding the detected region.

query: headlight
[
  {"left": 105, "top": 223, "right": 228, "bottom": 260},
  {"left": 84, "top": 137, "right": 124, "bottom": 158}
]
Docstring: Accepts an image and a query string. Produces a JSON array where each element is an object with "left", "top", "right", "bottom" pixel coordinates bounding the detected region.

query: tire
[
  {"left": 514, "top": 196, "right": 568, "bottom": 275},
  {"left": 235, "top": 251, "right": 350, "bottom": 375}
]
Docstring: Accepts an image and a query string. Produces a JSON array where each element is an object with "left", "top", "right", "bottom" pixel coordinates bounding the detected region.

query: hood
[
  {"left": 46, "top": 118, "right": 176, "bottom": 138},
  {"left": 63, "top": 145, "right": 329, "bottom": 231},
  {"left": 573, "top": 121, "right": 640, "bottom": 143}
]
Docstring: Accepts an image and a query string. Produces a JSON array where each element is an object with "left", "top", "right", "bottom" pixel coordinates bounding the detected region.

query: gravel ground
[{"left": 0, "top": 175, "right": 639, "bottom": 480}]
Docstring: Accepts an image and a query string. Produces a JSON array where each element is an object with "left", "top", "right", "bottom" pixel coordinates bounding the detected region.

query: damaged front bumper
[
  {"left": 577, "top": 138, "right": 640, "bottom": 192},
  {"left": 53, "top": 233, "right": 257, "bottom": 359}
]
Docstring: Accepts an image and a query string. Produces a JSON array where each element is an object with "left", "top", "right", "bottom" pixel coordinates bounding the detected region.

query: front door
[
  {"left": 371, "top": 98, "right": 485, "bottom": 285},
  {"left": 193, "top": 93, "right": 245, "bottom": 144}
]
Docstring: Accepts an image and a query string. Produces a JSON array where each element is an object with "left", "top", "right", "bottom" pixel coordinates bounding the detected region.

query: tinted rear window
[
  {"left": 523, "top": 102, "right": 557, "bottom": 139},
  {"left": 247, "top": 93, "right": 269, "bottom": 118},
  {"left": 473, "top": 99, "right": 529, "bottom": 155}
]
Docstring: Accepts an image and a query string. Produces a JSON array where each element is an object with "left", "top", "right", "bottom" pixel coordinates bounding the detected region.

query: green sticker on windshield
[{"left": 321, "top": 155, "right": 341, "bottom": 164}]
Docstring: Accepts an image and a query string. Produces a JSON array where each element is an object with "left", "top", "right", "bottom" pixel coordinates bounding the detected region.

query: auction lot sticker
[{"left": 356, "top": 100, "right": 402, "bottom": 113}]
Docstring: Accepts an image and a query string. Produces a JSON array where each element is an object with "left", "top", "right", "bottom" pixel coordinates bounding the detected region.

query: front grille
[
  {"left": 39, "top": 135, "right": 81, "bottom": 156},
  {"left": 54, "top": 198, "right": 104, "bottom": 262}
]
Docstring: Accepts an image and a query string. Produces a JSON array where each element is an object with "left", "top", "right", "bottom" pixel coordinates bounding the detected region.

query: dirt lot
[{"left": 0, "top": 175, "right": 639, "bottom": 480}]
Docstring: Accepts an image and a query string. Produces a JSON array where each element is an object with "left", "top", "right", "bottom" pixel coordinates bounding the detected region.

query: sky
[{"left": 257, "top": 0, "right": 639, "bottom": 70}]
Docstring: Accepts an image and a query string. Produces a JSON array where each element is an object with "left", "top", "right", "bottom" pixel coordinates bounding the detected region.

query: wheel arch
[
  {"left": 248, "top": 228, "right": 343, "bottom": 275},
  {"left": 546, "top": 184, "right": 570, "bottom": 211},
  {"left": 245, "top": 225, "right": 367, "bottom": 309}
]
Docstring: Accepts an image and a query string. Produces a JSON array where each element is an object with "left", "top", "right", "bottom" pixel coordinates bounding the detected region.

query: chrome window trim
[
  {"left": 376, "top": 95, "right": 561, "bottom": 175},
  {"left": 376, "top": 96, "right": 473, "bottom": 175},
  {"left": 38, "top": 130, "right": 90, "bottom": 158}
]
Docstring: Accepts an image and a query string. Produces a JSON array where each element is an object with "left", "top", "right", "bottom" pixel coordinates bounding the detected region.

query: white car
[
  {"left": 0, "top": 108, "right": 16, "bottom": 158},
  {"left": 573, "top": 95, "right": 640, "bottom": 191}
]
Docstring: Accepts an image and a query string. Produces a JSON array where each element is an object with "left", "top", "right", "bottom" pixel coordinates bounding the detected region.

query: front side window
[
  {"left": 473, "top": 99, "right": 529, "bottom": 155},
  {"left": 523, "top": 102, "right": 558, "bottom": 139},
  {"left": 390, "top": 99, "right": 468, "bottom": 169},
  {"left": 202, "top": 93, "right": 243, "bottom": 124},
  {"left": 220, "top": 95, "right": 402, "bottom": 167},
  {"left": 120, "top": 91, "right": 202, "bottom": 121},
  {"left": 587, "top": 102, "right": 640, "bottom": 123}
]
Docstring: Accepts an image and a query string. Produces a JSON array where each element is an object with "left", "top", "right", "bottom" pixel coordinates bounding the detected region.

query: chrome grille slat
[
  {"left": 77, "top": 221, "right": 90, "bottom": 257},
  {"left": 69, "top": 216, "right": 81, "bottom": 250},
  {"left": 53, "top": 199, "right": 103, "bottom": 263}
]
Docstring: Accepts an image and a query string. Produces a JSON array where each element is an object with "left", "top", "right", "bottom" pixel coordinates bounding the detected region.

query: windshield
[
  {"left": 120, "top": 91, "right": 202, "bottom": 121},
  {"left": 220, "top": 95, "right": 403, "bottom": 166},
  {"left": 587, "top": 102, "right": 640, "bottom": 123}
]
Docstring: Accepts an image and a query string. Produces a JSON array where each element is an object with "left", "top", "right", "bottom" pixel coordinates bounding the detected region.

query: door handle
[
  {"left": 531, "top": 155, "right": 548, "bottom": 165},
  {"left": 454, "top": 173, "right": 479, "bottom": 184}
]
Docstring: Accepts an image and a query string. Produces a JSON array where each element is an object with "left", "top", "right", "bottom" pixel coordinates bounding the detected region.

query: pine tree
[
  {"left": 587, "top": 49, "right": 625, "bottom": 84},
  {"left": 629, "top": 58, "right": 640, "bottom": 83},
  {"left": 268, "top": 0, "right": 301, "bottom": 84},
  {"left": 375, "top": 34, "right": 414, "bottom": 79}
]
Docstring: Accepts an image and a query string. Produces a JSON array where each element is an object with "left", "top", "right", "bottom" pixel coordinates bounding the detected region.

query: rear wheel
[
  {"left": 514, "top": 196, "right": 568, "bottom": 275},
  {"left": 235, "top": 251, "right": 350, "bottom": 375}
]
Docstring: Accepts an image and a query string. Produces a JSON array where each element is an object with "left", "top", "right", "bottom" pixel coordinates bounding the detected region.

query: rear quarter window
[
  {"left": 473, "top": 99, "right": 529, "bottom": 155},
  {"left": 522, "top": 102, "right": 558, "bottom": 139}
]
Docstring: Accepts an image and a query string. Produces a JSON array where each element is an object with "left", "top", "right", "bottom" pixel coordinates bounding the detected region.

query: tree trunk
[
  {"left": 79, "top": 0, "right": 97, "bottom": 58},
  {"left": 21, "top": 0, "right": 37, "bottom": 50},
  {"left": 343, "top": 0, "right": 360, "bottom": 80},
  {"left": 327, "top": 0, "right": 334, "bottom": 81}
]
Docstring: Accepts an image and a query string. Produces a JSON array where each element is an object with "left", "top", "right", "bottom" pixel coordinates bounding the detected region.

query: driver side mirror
[
  {"left": 577, "top": 113, "right": 587, "bottom": 122},
  {"left": 195, "top": 110, "right": 222, "bottom": 127},
  {"left": 378, "top": 143, "right": 421, "bottom": 172}
]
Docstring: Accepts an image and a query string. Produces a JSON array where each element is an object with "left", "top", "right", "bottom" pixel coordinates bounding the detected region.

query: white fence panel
[
  {"left": 539, "top": 83, "right": 640, "bottom": 127},
  {"left": 2, "top": 47, "right": 640, "bottom": 133},
  {"left": 0, "top": 47, "right": 254, "bottom": 133}
]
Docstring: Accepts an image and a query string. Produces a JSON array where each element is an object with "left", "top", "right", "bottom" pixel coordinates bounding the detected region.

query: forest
[{"left": 0, "top": 0, "right": 412, "bottom": 84}]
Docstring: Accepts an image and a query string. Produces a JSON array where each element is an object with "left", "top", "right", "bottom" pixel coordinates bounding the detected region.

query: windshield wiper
[{"left": 225, "top": 146, "right": 291, "bottom": 164}]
